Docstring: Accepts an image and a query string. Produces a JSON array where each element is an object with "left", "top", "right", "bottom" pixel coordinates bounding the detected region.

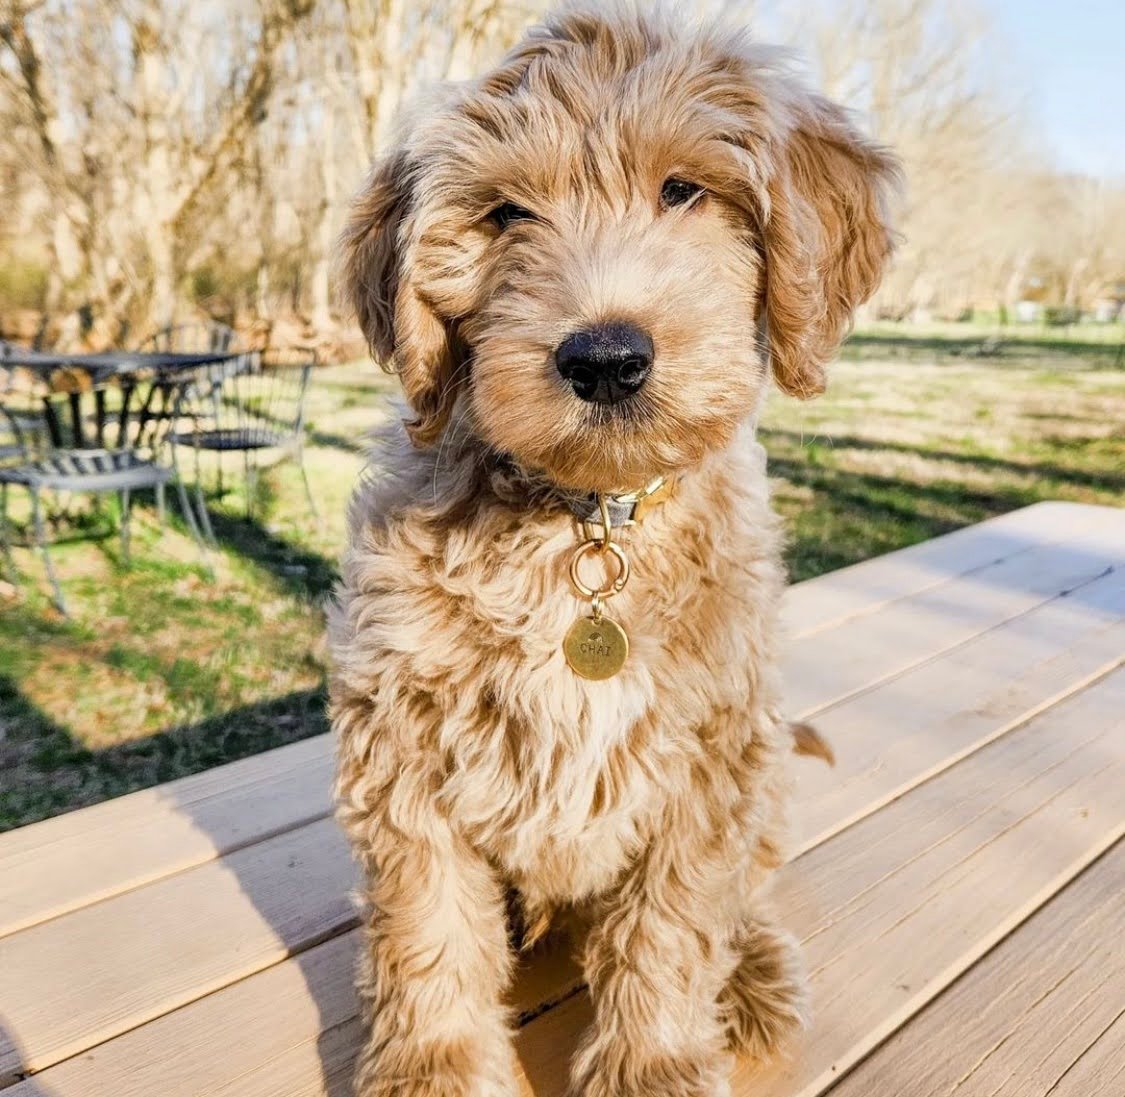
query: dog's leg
[
  {"left": 570, "top": 795, "right": 747, "bottom": 1097},
  {"left": 351, "top": 820, "right": 518, "bottom": 1097},
  {"left": 720, "top": 917, "right": 808, "bottom": 1061}
]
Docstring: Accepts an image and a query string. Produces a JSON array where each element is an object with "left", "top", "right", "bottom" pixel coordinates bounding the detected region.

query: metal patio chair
[
  {"left": 135, "top": 321, "right": 239, "bottom": 355},
  {"left": 1, "top": 347, "right": 47, "bottom": 461},
  {"left": 168, "top": 346, "right": 317, "bottom": 541},
  {"left": 0, "top": 371, "right": 206, "bottom": 613},
  {"left": 130, "top": 321, "right": 247, "bottom": 426},
  {"left": 1, "top": 347, "right": 25, "bottom": 466}
]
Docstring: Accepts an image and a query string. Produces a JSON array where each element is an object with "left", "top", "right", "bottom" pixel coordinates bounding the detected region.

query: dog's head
[{"left": 342, "top": 4, "right": 899, "bottom": 492}]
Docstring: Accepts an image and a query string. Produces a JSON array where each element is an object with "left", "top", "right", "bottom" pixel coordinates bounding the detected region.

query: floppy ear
[
  {"left": 339, "top": 150, "right": 459, "bottom": 446},
  {"left": 761, "top": 96, "right": 900, "bottom": 398}
]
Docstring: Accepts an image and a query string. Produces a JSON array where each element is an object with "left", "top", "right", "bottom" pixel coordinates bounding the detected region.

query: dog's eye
[
  {"left": 488, "top": 202, "right": 535, "bottom": 230},
  {"left": 660, "top": 178, "right": 704, "bottom": 210}
]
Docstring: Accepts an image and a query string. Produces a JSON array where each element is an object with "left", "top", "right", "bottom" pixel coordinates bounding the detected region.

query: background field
[{"left": 1, "top": 326, "right": 1122, "bottom": 830}]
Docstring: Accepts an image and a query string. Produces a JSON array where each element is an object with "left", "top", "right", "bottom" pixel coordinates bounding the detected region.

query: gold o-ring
[{"left": 569, "top": 539, "right": 630, "bottom": 599}]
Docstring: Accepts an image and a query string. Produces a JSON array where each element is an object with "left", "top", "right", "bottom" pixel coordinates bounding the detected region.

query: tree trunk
[{"left": 147, "top": 227, "right": 177, "bottom": 331}]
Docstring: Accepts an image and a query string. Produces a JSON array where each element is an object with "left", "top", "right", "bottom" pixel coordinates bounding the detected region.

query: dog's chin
[{"left": 507, "top": 404, "right": 721, "bottom": 494}]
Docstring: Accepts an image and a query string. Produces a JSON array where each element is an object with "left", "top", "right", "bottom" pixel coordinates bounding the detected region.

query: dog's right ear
[
  {"left": 339, "top": 149, "right": 459, "bottom": 447},
  {"left": 758, "top": 95, "right": 900, "bottom": 399}
]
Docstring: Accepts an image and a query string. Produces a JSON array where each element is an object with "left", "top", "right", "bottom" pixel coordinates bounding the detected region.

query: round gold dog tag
[{"left": 564, "top": 614, "right": 629, "bottom": 680}]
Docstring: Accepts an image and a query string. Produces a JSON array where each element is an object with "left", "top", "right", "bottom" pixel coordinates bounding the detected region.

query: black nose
[{"left": 555, "top": 323, "right": 654, "bottom": 404}]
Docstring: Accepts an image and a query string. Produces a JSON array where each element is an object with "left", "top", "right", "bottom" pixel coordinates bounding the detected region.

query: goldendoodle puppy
[{"left": 331, "top": 4, "right": 898, "bottom": 1095}]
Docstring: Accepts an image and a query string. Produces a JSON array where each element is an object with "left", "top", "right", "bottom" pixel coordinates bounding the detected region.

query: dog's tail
[{"left": 790, "top": 721, "right": 835, "bottom": 766}]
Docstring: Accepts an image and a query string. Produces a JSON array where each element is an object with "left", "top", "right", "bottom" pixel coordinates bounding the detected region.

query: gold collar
[{"left": 564, "top": 475, "right": 678, "bottom": 540}]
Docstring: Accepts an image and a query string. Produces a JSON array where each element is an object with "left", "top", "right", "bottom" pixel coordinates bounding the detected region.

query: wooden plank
[
  {"left": 793, "top": 561, "right": 1125, "bottom": 850},
  {"left": 12, "top": 668, "right": 1122, "bottom": 1097},
  {"left": 7, "top": 505, "right": 1120, "bottom": 943},
  {"left": 782, "top": 501, "right": 1119, "bottom": 638},
  {"left": 0, "top": 818, "right": 355, "bottom": 1085},
  {"left": 786, "top": 520, "right": 1123, "bottom": 717},
  {"left": 0, "top": 732, "right": 334, "bottom": 939},
  {"left": 509, "top": 668, "right": 1125, "bottom": 1097},
  {"left": 828, "top": 840, "right": 1125, "bottom": 1097}
]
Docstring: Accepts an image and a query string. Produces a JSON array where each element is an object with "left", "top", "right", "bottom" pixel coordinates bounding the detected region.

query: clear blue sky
[{"left": 985, "top": 0, "right": 1125, "bottom": 178}]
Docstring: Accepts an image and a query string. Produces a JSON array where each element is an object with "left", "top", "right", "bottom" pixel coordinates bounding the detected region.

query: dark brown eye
[
  {"left": 660, "top": 178, "right": 703, "bottom": 210},
  {"left": 488, "top": 201, "right": 535, "bottom": 229}
]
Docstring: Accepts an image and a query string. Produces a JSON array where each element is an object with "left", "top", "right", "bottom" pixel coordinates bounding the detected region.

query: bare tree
[
  {"left": 1, "top": 0, "right": 1120, "bottom": 343},
  {"left": 1, "top": 0, "right": 314, "bottom": 342}
]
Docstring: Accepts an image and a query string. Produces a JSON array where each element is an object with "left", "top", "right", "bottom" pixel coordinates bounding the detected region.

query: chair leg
[
  {"left": 193, "top": 477, "right": 216, "bottom": 546},
  {"left": 243, "top": 449, "right": 254, "bottom": 518},
  {"left": 297, "top": 443, "right": 319, "bottom": 522},
  {"left": 175, "top": 476, "right": 212, "bottom": 573},
  {"left": 30, "top": 486, "right": 66, "bottom": 614},
  {"left": 120, "top": 489, "right": 132, "bottom": 567},
  {"left": 191, "top": 443, "right": 210, "bottom": 534},
  {"left": 0, "top": 482, "right": 18, "bottom": 586}
]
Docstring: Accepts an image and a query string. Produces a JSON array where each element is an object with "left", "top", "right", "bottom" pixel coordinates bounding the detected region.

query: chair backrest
[
  {"left": 2, "top": 359, "right": 45, "bottom": 452},
  {"left": 38, "top": 372, "right": 190, "bottom": 457},
  {"left": 135, "top": 322, "right": 238, "bottom": 354},
  {"left": 0, "top": 403, "right": 27, "bottom": 464},
  {"left": 178, "top": 347, "right": 316, "bottom": 446}
]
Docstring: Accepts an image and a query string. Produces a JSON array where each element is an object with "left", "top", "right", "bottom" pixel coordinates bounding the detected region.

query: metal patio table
[{"left": 0, "top": 346, "right": 244, "bottom": 383}]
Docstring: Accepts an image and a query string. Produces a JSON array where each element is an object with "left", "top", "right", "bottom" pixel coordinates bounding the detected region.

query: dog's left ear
[
  {"left": 339, "top": 148, "right": 459, "bottom": 446},
  {"left": 760, "top": 96, "right": 900, "bottom": 398}
]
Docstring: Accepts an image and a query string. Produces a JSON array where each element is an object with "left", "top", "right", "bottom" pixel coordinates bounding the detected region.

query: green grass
[{"left": 2, "top": 331, "right": 1123, "bottom": 830}]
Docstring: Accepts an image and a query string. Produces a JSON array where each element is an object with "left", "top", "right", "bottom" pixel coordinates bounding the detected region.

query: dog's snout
[{"left": 555, "top": 323, "right": 654, "bottom": 404}]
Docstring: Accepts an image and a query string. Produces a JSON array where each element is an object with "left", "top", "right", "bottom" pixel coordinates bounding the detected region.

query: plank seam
[
  {"left": 0, "top": 919, "right": 362, "bottom": 1093},
  {"left": 0, "top": 804, "right": 335, "bottom": 942},
  {"left": 787, "top": 502, "right": 1117, "bottom": 641},
  {"left": 796, "top": 652, "right": 1125, "bottom": 856},
  {"left": 818, "top": 835, "right": 1125, "bottom": 1097},
  {"left": 789, "top": 545, "right": 1031, "bottom": 641},
  {"left": 807, "top": 829, "right": 1125, "bottom": 1097},
  {"left": 797, "top": 564, "right": 1118, "bottom": 722}
]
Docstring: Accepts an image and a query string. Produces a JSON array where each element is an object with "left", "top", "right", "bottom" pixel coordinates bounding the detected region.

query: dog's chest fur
[{"left": 331, "top": 433, "right": 786, "bottom": 908}]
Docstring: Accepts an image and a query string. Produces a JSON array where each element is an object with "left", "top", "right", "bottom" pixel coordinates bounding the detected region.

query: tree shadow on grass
[
  {"left": 844, "top": 331, "right": 1125, "bottom": 367},
  {"left": 771, "top": 452, "right": 1035, "bottom": 521},
  {"left": 759, "top": 428, "right": 1125, "bottom": 494},
  {"left": 200, "top": 504, "right": 338, "bottom": 601},
  {"left": 0, "top": 676, "right": 328, "bottom": 834},
  {"left": 306, "top": 427, "right": 366, "bottom": 456},
  {"left": 763, "top": 452, "right": 1043, "bottom": 581}
]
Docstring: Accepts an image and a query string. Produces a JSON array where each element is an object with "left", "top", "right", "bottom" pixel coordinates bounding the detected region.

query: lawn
[{"left": 1, "top": 328, "right": 1122, "bottom": 830}]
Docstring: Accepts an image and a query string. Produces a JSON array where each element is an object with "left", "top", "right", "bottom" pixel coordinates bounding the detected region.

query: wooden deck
[{"left": 1, "top": 500, "right": 1122, "bottom": 1097}]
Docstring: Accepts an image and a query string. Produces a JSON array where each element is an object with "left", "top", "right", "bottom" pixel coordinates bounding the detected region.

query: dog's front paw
[
  {"left": 354, "top": 1035, "right": 518, "bottom": 1097},
  {"left": 722, "top": 921, "right": 809, "bottom": 1062},
  {"left": 572, "top": 1042, "right": 731, "bottom": 1097}
]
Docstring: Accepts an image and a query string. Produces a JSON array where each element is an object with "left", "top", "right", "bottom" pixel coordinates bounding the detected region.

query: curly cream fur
[{"left": 332, "top": 4, "right": 897, "bottom": 1095}]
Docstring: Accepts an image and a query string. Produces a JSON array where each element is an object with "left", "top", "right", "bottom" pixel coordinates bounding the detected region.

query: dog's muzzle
[{"left": 555, "top": 322, "right": 653, "bottom": 405}]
